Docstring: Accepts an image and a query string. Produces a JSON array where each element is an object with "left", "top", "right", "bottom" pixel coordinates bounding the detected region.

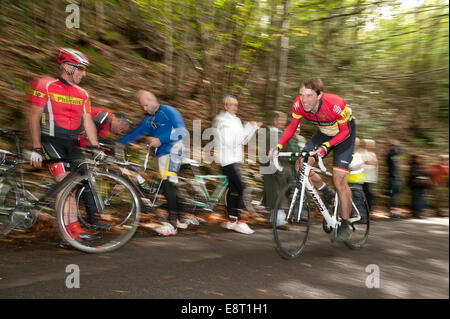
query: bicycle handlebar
[{"left": 272, "top": 151, "right": 328, "bottom": 174}]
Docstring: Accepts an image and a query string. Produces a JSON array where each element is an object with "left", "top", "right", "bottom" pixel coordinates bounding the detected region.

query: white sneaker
[
  {"left": 154, "top": 222, "right": 177, "bottom": 236},
  {"left": 183, "top": 216, "right": 200, "bottom": 226},
  {"left": 232, "top": 221, "right": 255, "bottom": 235},
  {"left": 221, "top": 217, "right": 238, "bottom": 230},
  {"left": 176, "top": 219, "right": 189, "bottom": 229}
]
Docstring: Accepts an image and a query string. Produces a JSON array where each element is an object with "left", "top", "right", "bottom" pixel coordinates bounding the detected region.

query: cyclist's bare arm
[
  {"left": 83, "top": 113, "right": 100, "bottom": 147},
  {"left": 29, "top": 105, "right": 44, "bottom": 149},
  {"left": 277, "top": 116, "right": 301, "bottom": 150},
  {"left": 29, "top": 105, "right": 44, "bottom": 167}
]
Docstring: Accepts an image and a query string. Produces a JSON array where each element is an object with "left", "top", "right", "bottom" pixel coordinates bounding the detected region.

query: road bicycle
[
  {"left": 0, "top": 128, "right": 141, "bottom": 253},
  {"left": 271, "top": 151, "right": 370, "bottom": 259}
]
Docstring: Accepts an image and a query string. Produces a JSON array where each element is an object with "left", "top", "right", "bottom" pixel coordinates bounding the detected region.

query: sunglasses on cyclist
[{"left": 75, "top": 65, "right": 87, "bottom": 72}]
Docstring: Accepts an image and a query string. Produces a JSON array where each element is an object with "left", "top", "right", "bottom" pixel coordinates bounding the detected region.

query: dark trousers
[
  {"left": 387, "top": 177, "right": 400, "bottom": 211},
  {"left": 222, "top": 163, "right": 245, "bottom": 220},
  {"left": 411, "top": 188, "right": 426, "bottom": 217},
  {"left": 161, "top": 179, "right": 179, "bottom": 222}
]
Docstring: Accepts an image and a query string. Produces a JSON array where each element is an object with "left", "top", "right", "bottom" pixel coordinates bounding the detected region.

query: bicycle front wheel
[
  {"left": 345, "top": 186, "right": 370, "bottom": 249},
  {"left": 0, "top": 178, "right": 19, "bottom": 235},
  {"left": 272, "top": 182, "right": 311, "bottom": 260},
  {"left": 56, "top": 171, "right": 141, "bottom": 253}
]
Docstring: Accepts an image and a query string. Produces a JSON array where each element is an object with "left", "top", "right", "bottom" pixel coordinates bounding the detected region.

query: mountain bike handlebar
[{"left": 272, "top": 151, "right": 329, "bottom": 175}]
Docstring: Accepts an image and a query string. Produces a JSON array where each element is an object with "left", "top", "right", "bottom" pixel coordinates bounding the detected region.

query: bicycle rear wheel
[
  {"left": 344, "top": 186, "right": 370, "bottom": 249},
  {"left": 272, "top": 182, "right": 311, "bottom": 260},
  {"left": 56, "top": 171, "right": 141, "bottom": 253}
]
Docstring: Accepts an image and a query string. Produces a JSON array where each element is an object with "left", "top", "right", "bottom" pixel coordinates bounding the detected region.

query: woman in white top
[{"left": 213, "top": 95, "right": 261, "bottom": 234}]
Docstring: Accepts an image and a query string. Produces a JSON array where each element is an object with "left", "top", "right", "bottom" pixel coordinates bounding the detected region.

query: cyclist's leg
[
  {"left": 42, "top": 137, "right": 75, "bottom": 225},
  {"left": 43, "top": 136, "right": 95, "bottom": 241},
  {"left": 331, "top": 120, "right": 356, "bottom": 240},
  {"left": 333, "top": 169, "right": 351, "bottom": 220},
  {"left": 302, "top": 131, "right": 329, "bottom": 189}
]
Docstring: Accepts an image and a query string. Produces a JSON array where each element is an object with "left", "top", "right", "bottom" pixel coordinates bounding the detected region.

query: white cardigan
[{"left": 213, "top": 111, "right": 259, "bottom": 167}]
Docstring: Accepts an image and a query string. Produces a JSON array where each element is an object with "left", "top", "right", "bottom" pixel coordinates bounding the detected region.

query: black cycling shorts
[
  {"left": 41, "top": 135, "right": 82, "bottom": 176},
  {"left": 304, "top": 120, "right": 356, "bottom": 171}
]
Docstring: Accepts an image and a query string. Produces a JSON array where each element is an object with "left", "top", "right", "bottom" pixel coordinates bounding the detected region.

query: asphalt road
[{"left": 0, "top": 217, "right": 448, "bottom": 299}]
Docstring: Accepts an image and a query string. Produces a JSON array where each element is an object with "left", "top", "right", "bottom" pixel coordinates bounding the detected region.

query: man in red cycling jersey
[
  {"left": 26, "top": 48, "right": 101, "bottom": 244},
  {"left": 275, "top": 78, "right": 356, "bottom": 244}
]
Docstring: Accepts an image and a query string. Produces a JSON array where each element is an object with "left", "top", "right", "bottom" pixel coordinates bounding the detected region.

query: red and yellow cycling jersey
[
  {"left": 26, "top": 76, "right": 91, "bottom": 139},
  {"left": 278, "top": 93, "right": 352, "bottom": 149}
]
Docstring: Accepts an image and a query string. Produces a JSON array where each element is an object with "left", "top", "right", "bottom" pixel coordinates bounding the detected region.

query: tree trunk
[
  {"left": 274, "top": 0, "right": 290, "bottom": 110},
  {"left": 96, "top": 0, "right": 105, "bottom": 34},
  {"left": 262, "top": 0, "right": 278, "bottom": 111}
]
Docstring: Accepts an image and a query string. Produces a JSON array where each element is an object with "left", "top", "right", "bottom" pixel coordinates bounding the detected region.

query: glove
[
  {"left": 316, "top": 143, "right": 329, "bottom": 157},
  {"left": 30, "top": 148, "right": 43, "bottom": 166}
]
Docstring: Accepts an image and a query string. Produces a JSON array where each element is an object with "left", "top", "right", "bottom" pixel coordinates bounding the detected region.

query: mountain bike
[
  {"left": 0, "top": 128, "right": 141, "bottom": 254},
  {"left": 271, "top": 151, "right": 370, "bottom": 259}
]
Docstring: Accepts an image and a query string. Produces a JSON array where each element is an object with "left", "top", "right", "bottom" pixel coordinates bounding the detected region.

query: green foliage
[{"left": 80, "top": 47, "right": 115, "bottom": 76}]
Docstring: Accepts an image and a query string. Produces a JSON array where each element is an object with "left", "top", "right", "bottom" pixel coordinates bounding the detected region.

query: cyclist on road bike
[
  {"left": 26, "top": 48, "right": 102, "bottom": 245},
  {"left": 116, "top": 90, "right": 188, "bottom": 236},
  {"left": 274, "top": 78, "right": 356, "bottom": 244}
]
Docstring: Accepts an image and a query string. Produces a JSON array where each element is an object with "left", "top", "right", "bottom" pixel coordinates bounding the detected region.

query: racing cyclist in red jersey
[
  {"left": 26, "top": 48, "right": 102, "bottom": 245},
  {"left": 275, "top": 78, "right": 356, "bottom": 244}
]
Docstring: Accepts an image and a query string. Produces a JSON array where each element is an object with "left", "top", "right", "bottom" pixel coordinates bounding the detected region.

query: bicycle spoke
[
  {"left": 273, "top": 182, "right": 310, "bottom": 259},
  {"left": 57, "top": 171, "right": 140, "bottom": 253}
]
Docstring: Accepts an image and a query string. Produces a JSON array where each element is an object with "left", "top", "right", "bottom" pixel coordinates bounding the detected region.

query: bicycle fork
[
  {"left": 85, "top": 171, "right": 105, "bottom": 212},
  {"left": 286, "top": 165, "right": 338, "bottom": 229}
]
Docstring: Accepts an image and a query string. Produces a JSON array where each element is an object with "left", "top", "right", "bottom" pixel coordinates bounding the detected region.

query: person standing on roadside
[
  {"left": 213, "top": 95, "right": 261, "bottom": 234},
  {"left": 386, "top": 140, "right": 402, "bottom": 218},
  {"left": 117, "top": 90, "right": 188, "bottom": 236},
  {"left": 27, "top": 48, "right": 101, "bottom": 245}
]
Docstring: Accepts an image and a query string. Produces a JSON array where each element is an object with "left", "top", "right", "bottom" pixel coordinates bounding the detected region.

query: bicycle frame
[
  {"left": 188, "top": 174, "right": 228, "bottom": 208},
  {"left": 290, "top": 161, "right": 339, "bottom": 229},
  {"left": 0, "top": 131, "right": 111, "bottom": 233},
  {"left": 276, "top": 151, "right": 364, "bottom": 229}
]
